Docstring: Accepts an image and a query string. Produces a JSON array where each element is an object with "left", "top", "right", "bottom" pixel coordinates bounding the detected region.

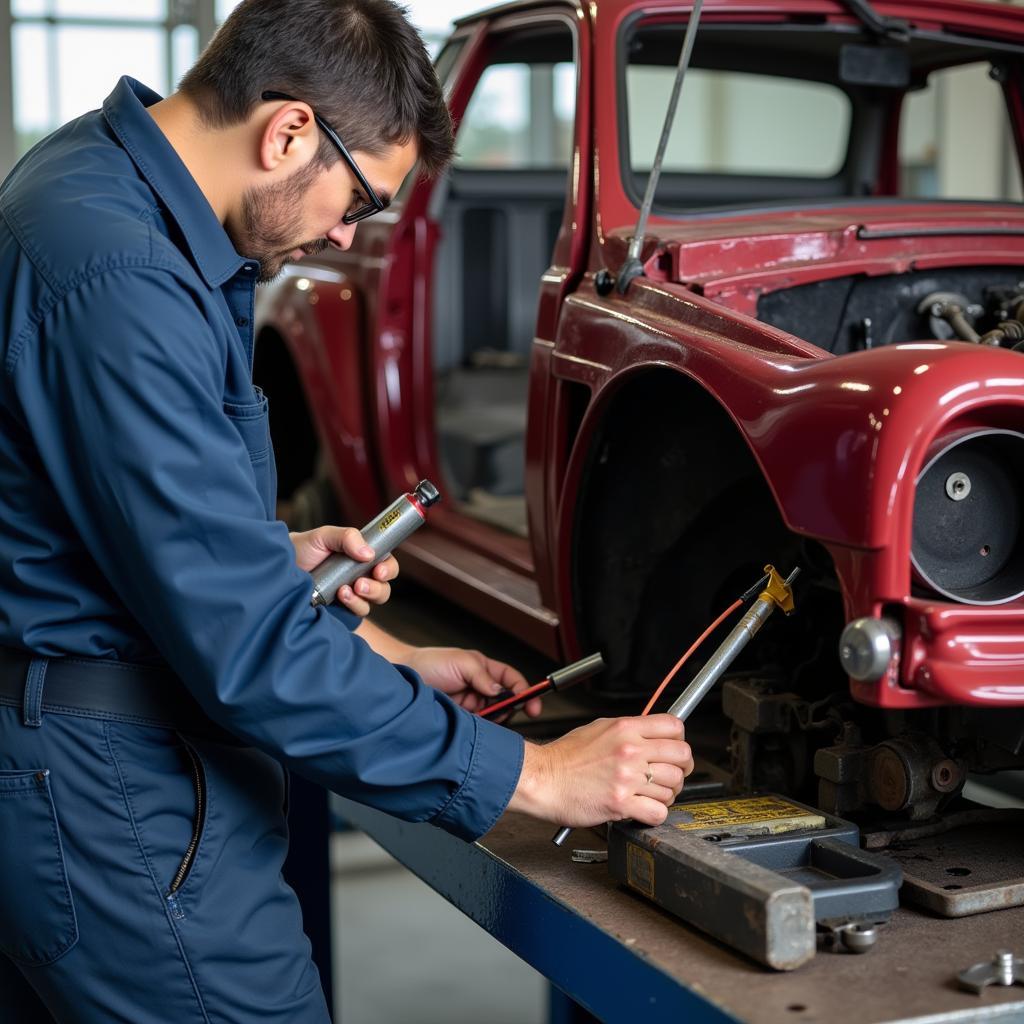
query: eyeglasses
[{"left": 261, "top": 90, "right": 389, "bottom": 224}]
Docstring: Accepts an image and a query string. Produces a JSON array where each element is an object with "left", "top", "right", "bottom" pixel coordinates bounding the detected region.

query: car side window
[
  {"left": 900, "top": 62, "right": 1022, "bottom": 202},
  {"left": 454, "top": 61, "right": 575, "bottom": 169}
]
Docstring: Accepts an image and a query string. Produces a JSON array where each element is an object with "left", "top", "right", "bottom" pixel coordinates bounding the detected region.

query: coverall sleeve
[{"left": 10, "top": 265, "right": 524, "bottom": 841}]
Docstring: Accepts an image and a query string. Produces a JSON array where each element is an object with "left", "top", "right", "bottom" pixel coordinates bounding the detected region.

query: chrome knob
[{"left": 839, "top": 617, "right": 901, "bottom": 681}]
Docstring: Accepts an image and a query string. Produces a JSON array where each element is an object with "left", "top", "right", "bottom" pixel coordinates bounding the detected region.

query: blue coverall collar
[{"left": 102, "top": 76, "right": 249, "bottom": 289}]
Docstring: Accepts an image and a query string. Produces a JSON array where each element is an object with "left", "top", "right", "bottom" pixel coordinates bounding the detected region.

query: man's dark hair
[{"left": 179, "top": 0, "right": 454, "bottom": 178}]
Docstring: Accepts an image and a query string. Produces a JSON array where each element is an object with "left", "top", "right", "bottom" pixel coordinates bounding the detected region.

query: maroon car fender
[
  {"left": 257, "top": 270, "right": 377, "bottom": 518},
  {"left": 547, "top": 278, "right": 1024, "bottom": 708}
]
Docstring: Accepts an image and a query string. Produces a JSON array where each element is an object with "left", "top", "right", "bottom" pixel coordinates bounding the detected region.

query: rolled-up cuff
[{"left": 431, "top": 714, "right": 525, "bottom": 842}]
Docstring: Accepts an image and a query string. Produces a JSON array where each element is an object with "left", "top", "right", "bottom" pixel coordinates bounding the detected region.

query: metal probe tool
[
  {"left": 476, "top": 652, "right": 605, "bottom": 718},
  {"left": 310, "top": 480, "right": 441, "bottom": 607},
  {"left": 552, "top": 565, "right": 800, "bottom": 846}
]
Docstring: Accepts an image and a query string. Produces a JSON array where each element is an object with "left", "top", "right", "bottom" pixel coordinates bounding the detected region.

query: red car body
[{"left": 256, "top": 0, "right": 1024, "bottom": 807}]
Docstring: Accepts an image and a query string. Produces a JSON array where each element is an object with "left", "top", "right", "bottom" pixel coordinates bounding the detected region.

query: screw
[{"left": 945, "top": 472, "right": 971, "bottom": 501}]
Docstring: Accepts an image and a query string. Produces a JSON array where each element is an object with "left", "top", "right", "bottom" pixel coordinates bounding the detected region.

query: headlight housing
[{"left": 911, "top": 428, "right": 1024, "bottom": 605}]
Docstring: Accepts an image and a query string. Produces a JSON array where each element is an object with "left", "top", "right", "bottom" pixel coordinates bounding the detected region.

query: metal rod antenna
[
  {"left": 626, "top": 0, "right": 704, "bottom": 267},
  {"left": 666, "top": 600, "right": 773, "bottom": 721},
  {"left": 667, "top": 568, "right": 799, "bottom": 720}
]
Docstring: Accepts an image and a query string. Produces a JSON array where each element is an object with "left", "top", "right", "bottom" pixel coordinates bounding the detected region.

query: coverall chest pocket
[
  {"left": 224, "top": 388, "right": 277, "bottom": 519},
  {"left": 0, "top": 769, "right": 78, "bottom": 966}
]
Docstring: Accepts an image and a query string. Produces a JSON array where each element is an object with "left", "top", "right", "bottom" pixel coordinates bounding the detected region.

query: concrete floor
[{"left": 330, "top": 830, "right": 548, "bottom": 1024}]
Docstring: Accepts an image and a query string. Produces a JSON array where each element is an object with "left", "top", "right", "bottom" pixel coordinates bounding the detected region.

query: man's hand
[
  {"left": 289, "top": 525, "right": 399, "bottom": 616},
  {"left": 403, "top": 647, "right": 543, "bottom": 718},
  {"left": 507, "top": 715, "right": 694, "bottom": 827}
]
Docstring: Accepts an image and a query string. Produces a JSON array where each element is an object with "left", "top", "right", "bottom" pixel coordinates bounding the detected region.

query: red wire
[
  {"left": 476, "top": 678, "right": 551, "bottom": 718},
  {"left": 640, "top": 598, "right": 743, "bottom": 717},
  {"left": 480, "top": 594, "right": 746, "bottom": 720}
]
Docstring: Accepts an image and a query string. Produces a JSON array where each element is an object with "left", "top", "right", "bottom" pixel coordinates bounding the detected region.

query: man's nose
[{"left": 326, "top": 222, "right": 357, "bottom": 251}]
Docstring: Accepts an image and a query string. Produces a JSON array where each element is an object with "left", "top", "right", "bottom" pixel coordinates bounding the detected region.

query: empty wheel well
[{"left": 572, "top": 370, "right": 843, "bottom": 702}]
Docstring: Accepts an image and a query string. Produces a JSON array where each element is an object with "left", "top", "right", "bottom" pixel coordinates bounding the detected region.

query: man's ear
[{"left": 259, "top": 100, "right": 317, "bottom": 172}]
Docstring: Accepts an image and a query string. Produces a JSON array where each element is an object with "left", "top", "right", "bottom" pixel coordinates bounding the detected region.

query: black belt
[{"left": 0, "top": 646, "right": 234, "bottom": 740}]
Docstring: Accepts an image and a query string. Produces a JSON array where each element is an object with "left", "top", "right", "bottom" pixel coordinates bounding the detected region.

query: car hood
[{"left": 609, "top": 203, "right": 1024, "bottom": 312}]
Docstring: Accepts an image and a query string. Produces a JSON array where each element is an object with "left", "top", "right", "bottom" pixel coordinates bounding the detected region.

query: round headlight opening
[{"left": 911, "top": 429, "right": 1024, "bottom": 605}]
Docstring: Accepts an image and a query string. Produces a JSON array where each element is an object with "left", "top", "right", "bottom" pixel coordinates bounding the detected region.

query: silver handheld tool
[
  {"left": 310, "top": 480, "right": 441, "bottom": 607},
  {"left": 552, "top": 565, "right": 800, "bottom": 846}
]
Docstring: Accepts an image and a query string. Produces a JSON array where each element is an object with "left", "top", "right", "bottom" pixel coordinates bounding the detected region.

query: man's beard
[{"left": 230, "top": 163, "right": 331, "bottom": 284}]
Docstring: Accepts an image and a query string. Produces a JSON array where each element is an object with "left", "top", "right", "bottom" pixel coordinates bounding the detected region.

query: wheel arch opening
[{"left": 570, "top": 369, "right": 843, "bottom": 704}]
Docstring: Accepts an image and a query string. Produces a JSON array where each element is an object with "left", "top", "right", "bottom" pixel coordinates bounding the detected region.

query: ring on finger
[{"left": 644, "top": 767, "right": 654, "bottom": 786}]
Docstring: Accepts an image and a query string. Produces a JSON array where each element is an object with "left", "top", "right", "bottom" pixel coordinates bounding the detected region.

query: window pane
[
  {"left": 216, "top": 0, "right": 242, "bottom": 22},
  {"left": 456, "top": 62, "right": 574, "bottom": 170},
  {"left": 56, "top": 26, "right": 166, "bottom": 124},
  {"left": 172, "top": 24, "right": 199, "bottom": 88},
  {"left": 12, "top": 23, "right": 53, "bottom": 157},
  {"left": 627, "top": 67, "right": 849, "bottom": 177},
  {"left": 406, "top": 0, "right": 483, "bottom": 37},
  {"left": 12, "top": 0, "right": 48, "bottom": 16},
  {"left": 900, "top": 62, "right": 1022, "bottom": 201},
  {"left": 53, "top": 0, "right": 164, "bottom": 16},
  {"left": 458, "top": 65, "right": 528, "bottom": 168}
]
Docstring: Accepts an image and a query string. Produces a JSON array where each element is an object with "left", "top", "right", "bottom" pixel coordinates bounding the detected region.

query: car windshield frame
[{"left": 617, "top": 12, "right": 1024, "bottom": 218}]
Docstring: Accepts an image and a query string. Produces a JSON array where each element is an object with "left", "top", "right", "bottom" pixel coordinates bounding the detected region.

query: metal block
[
  {"left": 721, "top": 678, "right": 793, "bottom": 734},
  {"left": 814, "top": 744, "right": 866, "bottom": 785},
  {"left": 610, "top": 818, "right": 817, "bottom": 970},
  {"left": 608, "top": 795, "right": 901, "bottom": 972}
]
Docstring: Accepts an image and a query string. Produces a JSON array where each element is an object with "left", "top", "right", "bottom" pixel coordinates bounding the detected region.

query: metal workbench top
[{"left": 335, "top": 799, "right": 1024, "bottom": 1024}]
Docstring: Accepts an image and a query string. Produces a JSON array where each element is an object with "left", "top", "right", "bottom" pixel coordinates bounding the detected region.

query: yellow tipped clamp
[{"left": 666, "top": 564, "right": 798, "bottom": 721}]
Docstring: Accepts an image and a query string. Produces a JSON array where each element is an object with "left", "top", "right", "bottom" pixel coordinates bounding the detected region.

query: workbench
[{"left": 335, "top": 798, "right": 1024, "bottom": 1024}]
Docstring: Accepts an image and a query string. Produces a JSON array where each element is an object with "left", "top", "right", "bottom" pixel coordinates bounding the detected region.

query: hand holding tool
[
  {"left": 476, "top": 653, "right": 605, "bottom": 718},
  {"left": 552, "top": 564, "right": 800, "bottom": 846},
  {"left": 310, "top": 480, "right": 440, "bottom": 607}
]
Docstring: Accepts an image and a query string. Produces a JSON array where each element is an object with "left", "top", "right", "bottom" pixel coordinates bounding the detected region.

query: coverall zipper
[{"left": 168, "top": 742, "right": 206, "bottom": 895}]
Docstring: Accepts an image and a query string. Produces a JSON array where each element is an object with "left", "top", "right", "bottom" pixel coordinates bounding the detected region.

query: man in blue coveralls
[{"left": 0, "top": 1, "right": 695, "bottom": 1020}]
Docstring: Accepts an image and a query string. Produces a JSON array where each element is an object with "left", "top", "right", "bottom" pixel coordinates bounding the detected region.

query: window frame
[
  {"left": 615, "top": 12, "right": 1024, "bottom": 219},
  {"left": 617, "top": 13, "right": 863, "bottom": 217},
  {"left": 3, "top": 0, "right": 219, "bottom": 172}
]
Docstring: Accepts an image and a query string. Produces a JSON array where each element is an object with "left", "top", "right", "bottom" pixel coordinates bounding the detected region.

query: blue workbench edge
[{"left": 335, "top": 798, "right": 742, "bottom": 1024}]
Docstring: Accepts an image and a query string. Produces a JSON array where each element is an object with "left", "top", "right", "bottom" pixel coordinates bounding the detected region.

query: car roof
[{"left": 453, "top": 0, "right": 1024, "bottom": 35}]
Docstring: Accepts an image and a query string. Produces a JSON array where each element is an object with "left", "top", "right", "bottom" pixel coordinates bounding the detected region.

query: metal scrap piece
[{"left": 572, "top": 848, "right": 609, "bottom": 864}]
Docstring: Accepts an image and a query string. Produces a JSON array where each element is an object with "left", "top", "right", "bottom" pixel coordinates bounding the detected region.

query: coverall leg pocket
[{"left": 0, "top": 769, "right": 78, "bottom": 966}]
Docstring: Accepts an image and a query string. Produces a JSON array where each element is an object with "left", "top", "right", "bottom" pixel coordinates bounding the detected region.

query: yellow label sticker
[
  {"left": 626, "top": 844, "right": 655, "bottom": 898},
  {"left": 670, "top": 796, "right": 825, "bottom": 833},
  {"left": 378, "top": 508, "right": 402, "bottom": 532}
]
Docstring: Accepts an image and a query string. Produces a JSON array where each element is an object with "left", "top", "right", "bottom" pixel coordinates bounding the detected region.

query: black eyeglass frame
[{"left": 261, "top": 90, "right": 389, "bottom": 224}]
